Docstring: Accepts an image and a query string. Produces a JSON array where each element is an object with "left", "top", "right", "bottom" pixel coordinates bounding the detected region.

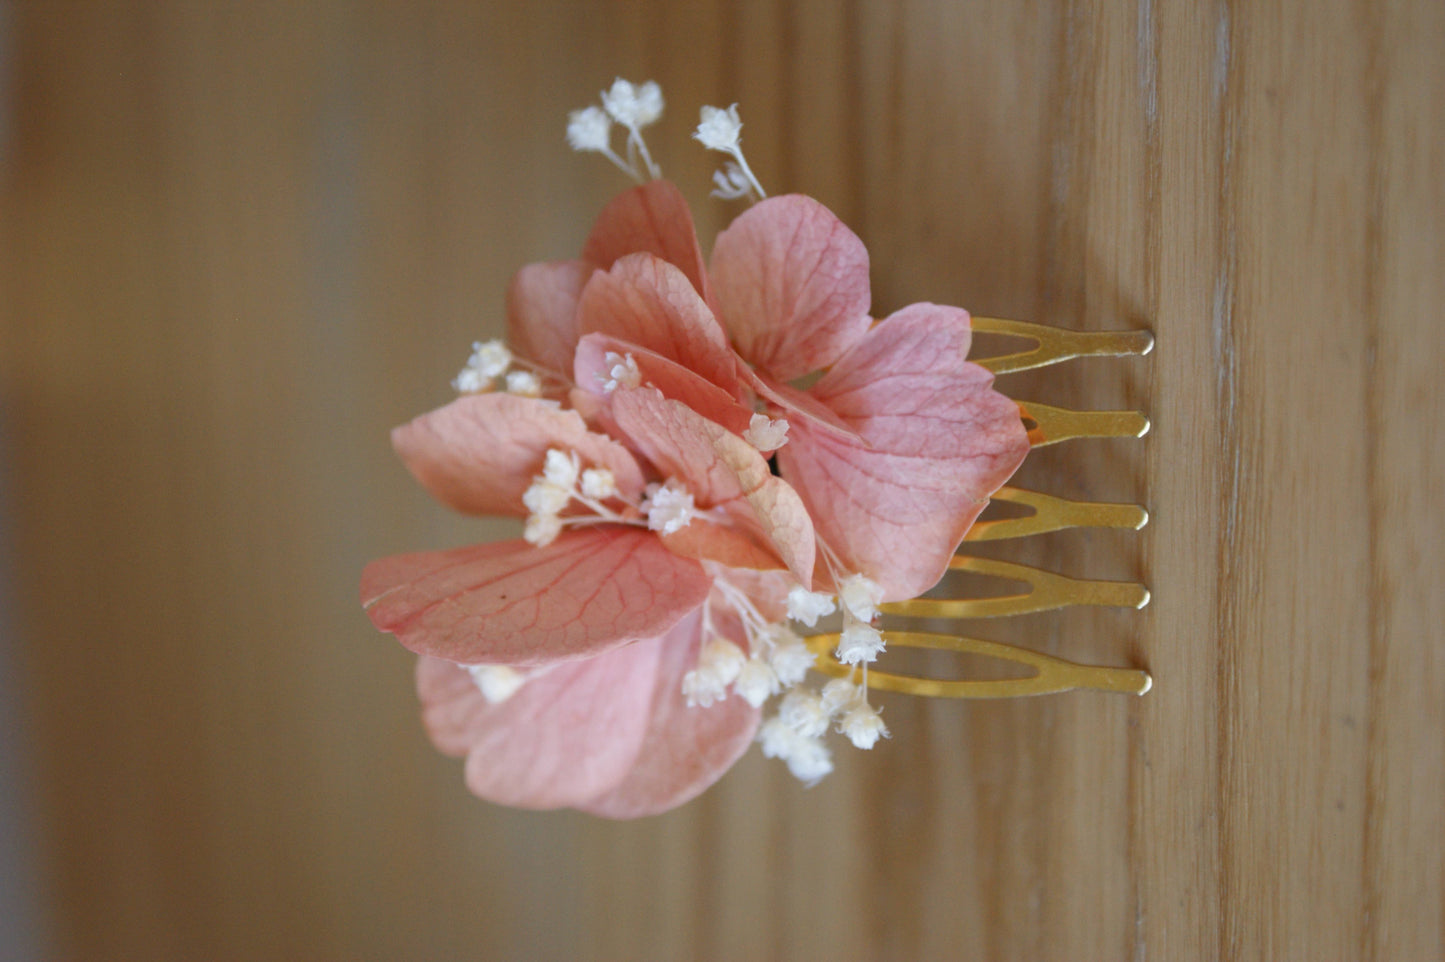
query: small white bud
[
  {"left": 469, "top": 340, "right": 512, "bottom": 379},
  {"left": 839, "top": 702, "right": 889, "bottom": 750},
  {"left": 734, "top": 656, "right": 780, "bottom": 708},
  {"left": 820, "top": 678, "right": 862, "bottom": 717},
  {"left": 542, "top": 449, "right": 580, "bottom": 489},
  {"left": 836, "top": 621, "right": 886, "bottom": 666},
  {"left": 579, "top": 468, "right": 618, "bottom": 500},
  {"left": 522, "top": 480, "right": 571, "bottom": 516},
  {"left": 757, "top": 716, "right": 834, "bottom": 784},
  {"left": 467, "top": 664, "right": 527, "bottom": 704},
  {"left": 600, "top": 351, "right": 641, "bottom": 392},
  {"left": 642, "top": 480, "right": 698, "bottom": 535},
  {"left": 699, "top": 636, "right": 747, "bottom": 686},
  {"left": 766, "top": 628, "right": 815, "bottom": 687},
  {"left": 523, "top": 512, "right": 563, "bottom": 547},
  {"left": 838, "top": 573, "right": 885, "bottom": 622},
  {"left": 743, "top": 413, "right": 790, "bottom": 451},
  {"left": 694, "top": 104, "right": 743, "bottom": 152},
  {"left": 452, "top": 368, "right": 492, "bottom": 394},
  {"left": 601, "top": 78, "right": 663, "bottom": 128},
  {"left": 778, "top": 689, "right": 830, "bottom": 738},
  {"left": 786, "top": 586, "right": 837, "bottom": 626},
  {"left": 711, "top": 161, "right": 754, "bottom": 200},
  {"left": 566, "top": 106, "right": 613, "bottom": 152},
  {"left": 505, "top": 370, "right": 542, "bottom": 396},
  {"left": 681, "top": 668, "right": 729, "bottom": 708}
]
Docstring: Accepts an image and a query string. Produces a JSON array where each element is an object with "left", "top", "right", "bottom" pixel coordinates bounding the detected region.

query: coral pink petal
[
  {"left": 391, "top": 394, "right": 646, "bottom": 516},
  {"left": 361, "top": 528, "right": 712, "bottom": 666},
  {"left": 577, "top": 253, "right": 738, "bottom": 391},
  {"left": 710, "top": 195, "right": 872, "bottom": 381},
  {"left": 574, "top": 332, "right": 754, "bottom": 436},
  {"left": 659, "top": 520, "right": 789, "bottom": 571},
  {"left": 414, "top": 639, "right": 662, "bottom": 810},
  {"left": 610, "top": 388, "right": 815, "bottom": 584},
  {"left": 582, "top": 180, "right": 711, "bottom": 301},
  {"left": 580, "top": 610, "right": 761, "bottom": 818},
  {"left": 506, "top": 260, "right": 593, "bottom": 377},
  {"left": 778, "top": 304, "right": 1030, "bottom": 600}
]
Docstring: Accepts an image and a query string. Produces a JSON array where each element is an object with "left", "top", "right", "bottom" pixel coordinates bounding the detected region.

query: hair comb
[{"left": 805, "top": 317, "right": 1154, "bottom": 699}]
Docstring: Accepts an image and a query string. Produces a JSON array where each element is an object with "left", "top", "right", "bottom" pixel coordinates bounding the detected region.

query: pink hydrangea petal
[
  {"left": 710, "top": 195, "right": 872, "bottom": 381},
  {"left": 579, "top": 611, "right": 761, "bottom": 818},
  {"left": 506, "top": 260, "right": 592, "bottom": 377},
  {"left": 573, "top": 333, "right": 754, "bottom": 436},
  {"left": 361, "top": 528, "right": 712, "bottom": 666},
  {"left": 610, "top": 388, "right": 815, "bottom": 585},
  {"left": 740, "top": 363, "right": 857, "bottom": 439},
  {"left": 778, "top": 304, "right": 1030, "bottom": 600},
  {"left": 659, "top": 520, "right": 790, "bottom": 571},
  {"left": 582, "top": 180, "right": 711, "bottom": 301},
  {"left": 391, "top": 394, "right": 646, "bottom": 517},
  {"left": 414, "top": 638, "right": 662, "bottom": 810},
  {"left": 577, "top": 253, "right": 738, "bottom": 391}
]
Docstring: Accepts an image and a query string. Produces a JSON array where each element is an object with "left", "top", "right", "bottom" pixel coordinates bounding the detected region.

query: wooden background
[{"left": 2, "top": 1, "right": 1441, "bottom": 959}]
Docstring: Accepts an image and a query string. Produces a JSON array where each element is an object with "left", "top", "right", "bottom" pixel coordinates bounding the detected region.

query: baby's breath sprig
[
  {"left": 694, "top": 104, "right": 768, "bottom": 202},
  {"left": 566, "top": 78, "right": 664, "bottom": 183}
]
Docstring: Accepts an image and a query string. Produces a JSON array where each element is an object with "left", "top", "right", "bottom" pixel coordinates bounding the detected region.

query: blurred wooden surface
[{"left": 2, "top": 1, "right": 1441, "bottom": 959}]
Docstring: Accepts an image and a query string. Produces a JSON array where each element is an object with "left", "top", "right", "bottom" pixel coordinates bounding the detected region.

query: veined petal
[
  {"left": 506, "top": 260, "right": 592, "bottom": 378},
  {"left": 582, "top": 180, "right": 711, "bottom": 301},
  {"left": 574, "top": 332, "right": 754, "bottom": 436},
  {"left": 610, "top": 388, "right": 816, "bottom": 584},
  {"left": 710, "top": 195, "right": 871, "bottom": 381},
  {"left": 577, "top": 253, "right": 738, "bottom": 391},
  {"left": 778, "top": 304, "right": 1029, "bottom": 600},
  {"left": 579, "top": 610, "right": 761, "bottom": 818},
  {"left": 415, "top": 638, "right": 662, "bottom": 810},
  {"left": 392, "top": 394, "right": 646, "bottom": 517},
  {"left": 361, "top": 528, "right": 712, "bottom": 666}
]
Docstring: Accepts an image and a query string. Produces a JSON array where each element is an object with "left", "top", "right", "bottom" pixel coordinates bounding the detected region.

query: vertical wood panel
[{"left": 1, "top": 1, "right": 1440, "bottom": 959}]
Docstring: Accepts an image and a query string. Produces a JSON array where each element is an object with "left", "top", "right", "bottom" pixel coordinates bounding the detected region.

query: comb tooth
[
  {"left": 1017, "top": 400, "right": 1151, "bottom": 446},
  {"left": 971, "top": 317, "right": 1154, "bottom": 375},
  {"left": 967, "top": 486, "right": 1149, "bottom": 541},
  {"left": 803, "top": 631, "right": 1152, "bottom": 698},
  {"left": 882, "top": 555, "right": 1150, "bottom": 618}
]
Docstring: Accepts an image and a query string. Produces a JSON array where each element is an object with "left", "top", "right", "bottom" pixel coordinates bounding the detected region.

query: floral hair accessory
[{"left": 361, "top": 80, "right": 1152, "bottom": 817}]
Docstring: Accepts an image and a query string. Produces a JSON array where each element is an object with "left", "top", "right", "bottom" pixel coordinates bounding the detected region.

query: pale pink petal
[
  {"left": 576, "top": 254, "right": 738, "bottom": 391},
  {"left": 506, "top": 260, "right": 592, "bottom": 377},
  {"left": 710, "top": 195, "right": 872, "bottom": 380},
  {"left": 740, "top": 363, "right": 856, "bottom": 438},
  {"left": 414, "top": 638, "right": 662, "bottom": 810},
  {"left": 610, "top": 388, "right": 815, "bottom": 584},
  {"left": 574, "top": 332, "right": 753, "bottom": 436},
  {"left": 361, "top": 528, "right": 712, "bottom": 666},
  {"left": 392, "top": 394, "right": 646, "bottom": 516},
  {"left": 579, "top": 611, "right": 760, "bottom": 818},
  {"left": 582, "top": 180, "right": 711, "bottom": 300},
  {"left": 777, "top": 304, "right": 1029, "bottom": 600}
]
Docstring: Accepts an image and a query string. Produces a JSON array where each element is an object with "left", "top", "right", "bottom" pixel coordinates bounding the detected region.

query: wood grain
[{"left": 1, "top": 1, "right": 1440, "bottom": 959}]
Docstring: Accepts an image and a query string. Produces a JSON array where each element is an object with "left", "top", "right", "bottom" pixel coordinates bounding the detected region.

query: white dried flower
[
  {"left": 542, "top": 449, "right": 580, "bottom": 489},
  {"left": 839, "top": 573, "right": 885, "bottom": 622},
  {"left": 786, "top": 586, "right": 837, "bottom": 626},
  {"left": 579, "top": 468, "right": 617, "bottom": 500},
  {"left": 733, "top": 656, "right": 780, "bottom": 708},
  {"left": 743, "top": 413, "right": 790, "bottom": 451},
  {"left": 778, "top": 689, "right": 830, "bottom": 738},
  {"left": 505, "top": 370, "right": 542, "bottom": 396},
  {"left": 836, "top": 621, "right": 885, "bottom": 666},
  {"left": 642, "top": 479, "right": 697, "bottom": 535},
  {"left": 694, "top": 104, "right": 743, "bottom": 151},
  {"left": 839, "top": 702, "right": 889, "bottom": 750},
  {"left": 467, "top": 665, "right": 527, "bottom": 704},
  {"left": 523, "top": 512, "right": 563, "bottom": 547},
  {"left": 602, "top": 78, "right": 663, "bottom": 128},
  {"left": 566, "top": 106, "right": 612, "bottom": 152}
]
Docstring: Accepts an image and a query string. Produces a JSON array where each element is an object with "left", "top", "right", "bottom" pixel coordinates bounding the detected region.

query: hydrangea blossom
[{"left": 361, "top": 122, "right": 1028, "bottom": 817}]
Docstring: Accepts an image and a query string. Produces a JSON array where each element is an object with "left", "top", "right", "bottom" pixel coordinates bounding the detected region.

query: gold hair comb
[{"left": 805, "top": 317, "right": 1154, "bottom": 699}]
